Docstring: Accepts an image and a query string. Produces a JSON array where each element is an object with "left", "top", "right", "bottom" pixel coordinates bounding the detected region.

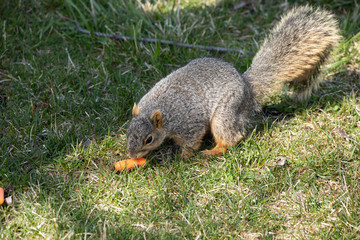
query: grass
[{"left": 0, "top": 0, "right": 359, "bottom": 239}]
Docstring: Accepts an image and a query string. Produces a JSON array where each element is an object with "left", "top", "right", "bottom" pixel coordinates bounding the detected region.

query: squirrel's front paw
[{"left": 180, "top": 148, "right": 194, "bottom": 159}]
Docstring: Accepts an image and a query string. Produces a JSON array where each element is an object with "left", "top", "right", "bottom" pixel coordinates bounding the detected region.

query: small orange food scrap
[
  {"left": 115, "top": 158, "right": 146, "bottom": 171},
  {"left": 0, "top": 188, "right": 4, "bottom": 205}
]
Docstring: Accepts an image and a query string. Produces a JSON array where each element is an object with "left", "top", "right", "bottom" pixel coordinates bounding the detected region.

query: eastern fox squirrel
[{"left": 126, "top": 5, "right": 341, "bottom": 158}]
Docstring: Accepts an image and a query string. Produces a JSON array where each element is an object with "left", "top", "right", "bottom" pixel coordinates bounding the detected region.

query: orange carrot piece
[
  {"left": 115, "top": 158, "right": 146, "bottom": 171},
  {"left": 0, "top": 188, "right": 4, "bottom": 205}
]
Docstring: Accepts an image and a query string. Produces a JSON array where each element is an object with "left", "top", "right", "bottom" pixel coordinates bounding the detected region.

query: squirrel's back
[
  {"left": 244, "top": 5, "right": 341, "bottom": 103},
  {"left": 138, "top": 58, "right": 254, "bottom": 120}
]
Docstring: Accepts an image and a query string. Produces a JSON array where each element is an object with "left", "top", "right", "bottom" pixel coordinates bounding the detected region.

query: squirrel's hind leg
[
  {"left": 201, "top": 138, "right": 232, "bottom": 156},
  {"left": 201, "top": 99, "right": 247, "bottom": 157}
]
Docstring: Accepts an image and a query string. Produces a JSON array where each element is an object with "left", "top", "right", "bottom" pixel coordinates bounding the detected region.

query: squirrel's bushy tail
[{"left": 244, "top": 5, "right": 341, "bottom": 103}]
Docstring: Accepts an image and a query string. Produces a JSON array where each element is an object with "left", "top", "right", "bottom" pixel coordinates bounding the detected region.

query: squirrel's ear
[
  {"left": 132, "top": 103, "right": 140, "bottom": 117},
  {"left": 150, "top": 110, "right": 163, "bottom": 129}
]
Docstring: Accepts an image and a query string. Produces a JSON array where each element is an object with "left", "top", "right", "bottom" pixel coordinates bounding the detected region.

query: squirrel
[{"left": 126, "top": 5, "right": 341, "bottom": 158}]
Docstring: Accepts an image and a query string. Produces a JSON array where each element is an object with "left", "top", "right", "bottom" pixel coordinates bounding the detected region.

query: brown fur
[
  {"left": 150, "top": 110, "right": 163, "bottom": 129},
  {"left": 132, "top": 103, "right": 140, "bottom": 116}
]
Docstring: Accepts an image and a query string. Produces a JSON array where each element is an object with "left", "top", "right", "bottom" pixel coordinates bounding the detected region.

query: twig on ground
[{"left": 60, "top": 21, "right": 251, "bottom": 55}]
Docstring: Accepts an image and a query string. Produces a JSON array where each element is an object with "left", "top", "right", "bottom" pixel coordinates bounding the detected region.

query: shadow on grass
[{"left": 256, "top": 69, "right": 360, "bottom": 134}]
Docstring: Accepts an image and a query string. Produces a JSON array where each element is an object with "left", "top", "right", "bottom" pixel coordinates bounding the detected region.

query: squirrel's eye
[{"left": 145, "top": 136, "right": 153, "bottom": 145}]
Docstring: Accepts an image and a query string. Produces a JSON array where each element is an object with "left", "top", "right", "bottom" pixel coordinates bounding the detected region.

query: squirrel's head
[{"left": 126, "top": 103, "right": 166, "bottom": 158}]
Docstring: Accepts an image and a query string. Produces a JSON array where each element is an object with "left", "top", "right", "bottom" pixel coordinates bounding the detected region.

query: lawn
[{"left": 0, "top": 0, "right": 359, "bottom": 239}]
